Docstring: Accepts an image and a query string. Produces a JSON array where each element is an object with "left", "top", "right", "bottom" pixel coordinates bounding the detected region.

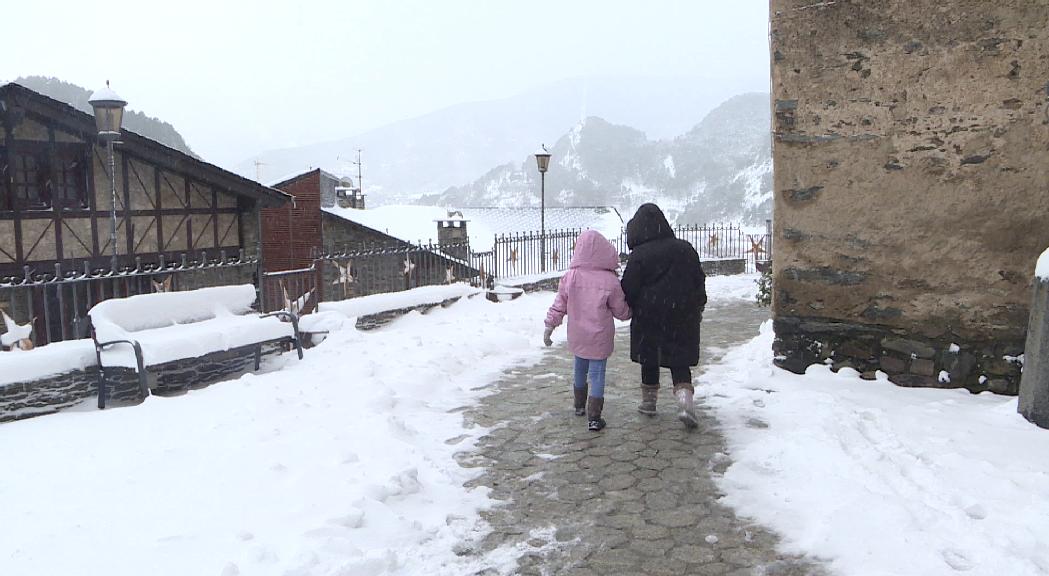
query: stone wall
[
  {"left": 0, "top": 342, "right": 283, "bottom": 424},
  {"left": 703, "top": 258, "right": 747, "bottom": 277},
  {"left": 0, "top": 367, "right": 141, "bottom": 423},
  {"left": 770, "top": 0, "right": 1049, "bottom": 393},
  {"left": 355, "top": 296, "right": 475, "bottom": 331},
  {"left": 1019, "top": 273, "right": 1049, "bottom": 426}
]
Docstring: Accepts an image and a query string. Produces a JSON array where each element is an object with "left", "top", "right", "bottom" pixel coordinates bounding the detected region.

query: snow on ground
[
  {"left": 706, "top": 272, "right": 762, "bottom": 303},
  {"left": 0, "top": 292, "right": 560, "bottom": 576},
  {"left": 700, "top": 321, "right": 1049, "bottom": 576}
]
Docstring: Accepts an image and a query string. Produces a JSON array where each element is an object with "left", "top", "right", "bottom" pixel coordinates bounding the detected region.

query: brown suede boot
[
  {"left": 587, "top": 396, "right": 606, "bottom": 431},
  {"left": 673, "top": 383, "right": 698, "bottom": 430},
  {"left": 573, "top": 386, "right": 588, "bottom": 416},
  {"left": 638, "top": 384, "right": 659, "bottom": 416}
]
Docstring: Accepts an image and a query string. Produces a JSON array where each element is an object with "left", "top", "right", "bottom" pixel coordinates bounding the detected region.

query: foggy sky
[{"left": 4, "top": 0, "right": 770, "bottom": 170}]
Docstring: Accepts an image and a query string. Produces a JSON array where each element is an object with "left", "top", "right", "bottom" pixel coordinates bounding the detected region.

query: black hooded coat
[{"left": 620, "top": 204, "right": 707, "bottom": 368}]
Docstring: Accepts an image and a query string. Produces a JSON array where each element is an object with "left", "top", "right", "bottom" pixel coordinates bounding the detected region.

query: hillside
[
  {"left": 13, "top": 76, "right": 198, "bottom": 158},
  {"left": 422, "top": 93, "right": 773, "bottom": 225},
  {"left": 235, "top": 76, "right": 750, "bottom": 203}
]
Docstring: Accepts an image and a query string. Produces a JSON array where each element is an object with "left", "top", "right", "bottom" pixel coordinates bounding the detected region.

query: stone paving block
[{"left": 459, "top": 300, "right": 826, "bottom": 575}]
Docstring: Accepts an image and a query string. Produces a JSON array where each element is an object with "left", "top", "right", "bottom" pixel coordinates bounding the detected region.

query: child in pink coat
[{"left": 544, "top": 230, "right": 631, "bottom": 431}]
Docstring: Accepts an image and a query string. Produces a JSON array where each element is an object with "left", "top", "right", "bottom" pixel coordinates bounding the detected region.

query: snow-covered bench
[{"left": 88, "top": 285, "right": 303, "bottom": 407}]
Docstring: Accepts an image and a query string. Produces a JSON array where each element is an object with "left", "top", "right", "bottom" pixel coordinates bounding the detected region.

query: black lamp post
[
  {"left": 88, "top": 82, "right": 127, "bottom": 273},
  {"left": 534, "top": 145, "right": 551, "bottom": 272}
]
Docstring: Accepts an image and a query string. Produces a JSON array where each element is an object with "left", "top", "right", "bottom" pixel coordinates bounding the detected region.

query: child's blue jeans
[{"left": 574, "top": 356, "right": 607, "bottom": 398}]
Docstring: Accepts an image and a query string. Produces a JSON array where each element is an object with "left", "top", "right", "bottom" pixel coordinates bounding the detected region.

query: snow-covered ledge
[{"left": 1019, "top": 246, "right": 1049, "bottom": 428}]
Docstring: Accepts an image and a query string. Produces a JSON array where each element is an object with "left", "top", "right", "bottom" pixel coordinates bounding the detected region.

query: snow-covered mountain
[
  {"left": 234, "top": 76, "right": 760, "bottom": 204},
  {"left": 421, "top": 93, "right": 772, "bottom": 225}
]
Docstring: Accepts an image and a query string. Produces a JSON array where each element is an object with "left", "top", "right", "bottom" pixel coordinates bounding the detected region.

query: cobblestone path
[{"left": 457, "top": 298, "right": 827, "bottom": 576}]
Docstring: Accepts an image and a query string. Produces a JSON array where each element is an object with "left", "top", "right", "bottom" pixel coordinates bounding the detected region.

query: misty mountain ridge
[
  {"left": 12, "top": 76, "right": 198, "bottom": 158},
  {"left": 422, "top": 93, "right": 772, "bottom": 226},
  {"left": 236, "top": 75, "right": 760, "bottom": 203}
]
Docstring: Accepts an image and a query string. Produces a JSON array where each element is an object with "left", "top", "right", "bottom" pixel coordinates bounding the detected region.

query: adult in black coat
[{"left": 620, "top": 203, "right": 706, "bottom": 428}]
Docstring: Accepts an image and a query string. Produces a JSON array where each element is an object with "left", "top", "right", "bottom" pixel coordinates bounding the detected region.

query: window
[
  {"left": 12, "top": 150, "right": 50, "bottom": 210},
  {"left": 4, "top": 144, "right": 87, "bottom": 211},
  {"left": 52, "top": 147, "right": 88, "bottom": 210}
]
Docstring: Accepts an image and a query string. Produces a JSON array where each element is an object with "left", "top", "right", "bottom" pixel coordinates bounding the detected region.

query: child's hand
[{"left": 543, "top": 326, "right": 554, "bottom": 347}]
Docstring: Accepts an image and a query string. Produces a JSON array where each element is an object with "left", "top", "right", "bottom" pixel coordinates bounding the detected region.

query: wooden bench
[{"left": 88, "top": 284, "right": 303, "bottom": 408}]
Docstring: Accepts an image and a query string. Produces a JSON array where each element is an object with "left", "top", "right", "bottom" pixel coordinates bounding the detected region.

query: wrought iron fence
[
  {"left": 260, "top": 265, "right": 319, "bottom": 315},
  {"left": 259, "top": 240, "right": 481, "bottom": 313},
  {"left": 487, "top": 229, "right": 588, "bottom": 279},
  {"left": 0, "top": 250, "right": 258, "bottom": 346},
  {"left": 487, "top": 221, "right": 773, "bottom": 278}
]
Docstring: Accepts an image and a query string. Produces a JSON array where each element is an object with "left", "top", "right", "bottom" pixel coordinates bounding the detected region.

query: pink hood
[
  {"left": 570, "top": 229, "right": 620, "bottom": 272},
  {"left": 545, "top": 230, "right": 631, "bottom": 360}
]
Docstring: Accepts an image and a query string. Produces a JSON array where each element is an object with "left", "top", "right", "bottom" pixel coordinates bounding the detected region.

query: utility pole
[{"left": 353, "top": 149, "right": 363, "bottom": 195}]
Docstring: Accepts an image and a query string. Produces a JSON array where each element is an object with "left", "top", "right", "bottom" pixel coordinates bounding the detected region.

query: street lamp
[
  {"left": 88, "top": 81, "right": 127, "bottom": 273},
  {"left": 534, "top": 144, "right": 551, "bottom": 272}
]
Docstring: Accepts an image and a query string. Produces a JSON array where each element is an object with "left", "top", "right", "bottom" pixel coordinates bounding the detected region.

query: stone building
[
  {"left": 770, "top": 1, "right": 1049, "bottom": 394},
  {"left": 0, "top": 83, "right": 290, "bottom": 342},
  {"left": 262, "top": 169, "right": 477, "bottom": 300}
]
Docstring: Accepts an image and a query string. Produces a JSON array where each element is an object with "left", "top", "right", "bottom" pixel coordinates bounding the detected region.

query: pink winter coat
[{"left": 545, "top": 230, "right": 632, "bottom": 360}]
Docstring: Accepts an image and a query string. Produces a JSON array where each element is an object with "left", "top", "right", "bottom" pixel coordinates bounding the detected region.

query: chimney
[
  {"left": 436, "top": 210, "right": 469, "bottom": 259},
  {"left": 334, "top": 179, "right": 365, "bottom": 209}
]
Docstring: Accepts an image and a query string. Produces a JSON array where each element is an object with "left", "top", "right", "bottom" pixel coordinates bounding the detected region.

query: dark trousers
[{"left": 641, "top": 363, "right": 692, "bottom": 386}]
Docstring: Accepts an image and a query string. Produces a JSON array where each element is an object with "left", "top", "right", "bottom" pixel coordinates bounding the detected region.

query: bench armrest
[
  {"left": 260, "top": 311, "right": 304, "bottom": 360},
  {"left": 93, "top": 338, "right": 149, "bottom": 402}
]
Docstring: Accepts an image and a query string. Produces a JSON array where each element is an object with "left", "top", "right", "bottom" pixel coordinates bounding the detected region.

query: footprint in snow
[
  {"left": 328, "top": 508, "right": 365, "bottom": 529},
  {"left": 942, "top": 549, "right": 974, "bottom": 571},
  {"left": 341, "top": 452, "right": 360, "bottom": 464},
  {"left": 745, "top": 417, "right": 769, "bottom": 429},
  {"left": 963, "top": 503, "right": 987, "bottom": 520}
]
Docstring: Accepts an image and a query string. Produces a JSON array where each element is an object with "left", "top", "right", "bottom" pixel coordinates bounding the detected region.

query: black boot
[
  {"left": 638, "top": 384, "right": 659, "bottom": 416},
  {"left": 573, "top": 386, "right": 588, "bottom": 416},
  {"left": 587, "top": 396, "right": 606, "bottom": 431}
]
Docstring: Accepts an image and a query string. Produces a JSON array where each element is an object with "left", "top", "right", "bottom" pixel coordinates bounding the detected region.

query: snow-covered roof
[
  {"left": 324, "top": 205, "right": 453, "bottom": 245},
  {"left": 1038, "top": 246, "right": 1049, "bottom": 281},
  {"left": 322, "top": 205, "right": 624, "bottom": 252},
  {"left": 267, "top": 168, "right": 353, "bottom": 189}
]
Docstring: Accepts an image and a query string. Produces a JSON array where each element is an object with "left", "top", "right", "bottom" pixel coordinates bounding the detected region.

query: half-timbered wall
[{"left": 0, "top": 107, "right": 246, "bottom": 278}]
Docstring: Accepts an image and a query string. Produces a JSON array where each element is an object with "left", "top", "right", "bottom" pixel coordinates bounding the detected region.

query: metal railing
[
  {"left": 487, "top": 221, "right": 773, "bottom": 277},
  {"left": 0, "top": 250, "right": 257, "bottom": 346},
  {"left": 255, "top": 241, "right": 481, "bottom": 313},
  {"left": 487, "top": 229, "right": 589, "bottom": 279}
]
